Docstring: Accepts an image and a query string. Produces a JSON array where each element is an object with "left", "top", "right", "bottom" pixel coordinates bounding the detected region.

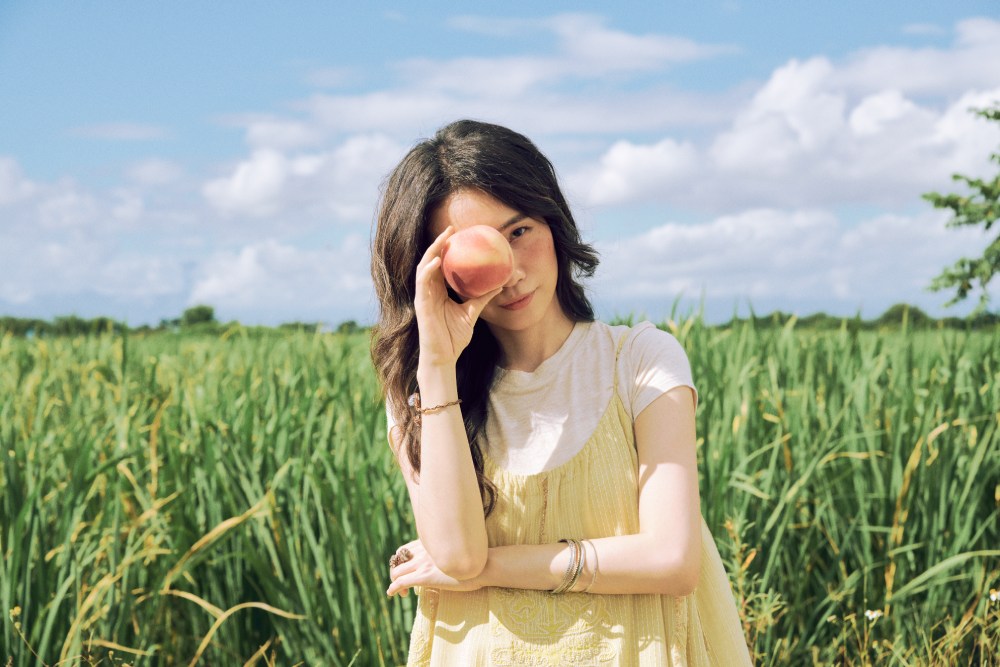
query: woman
[{"left": 371, "top": 120, "right": 752, "bottom": 665}]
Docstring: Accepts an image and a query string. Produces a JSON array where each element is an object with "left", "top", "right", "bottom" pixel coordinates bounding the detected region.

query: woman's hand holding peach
[{"left": 414, "top": 226, "right": 502, "bottom": 369}]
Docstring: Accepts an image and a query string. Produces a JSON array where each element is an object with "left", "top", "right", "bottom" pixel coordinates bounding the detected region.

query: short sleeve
[
  {"left": 386, "top": 402, "right": 406, "bottom": 448},
  {"left": 385, "top": 403, "right": 396, "bottom": 436},
  {"left": 621, "top": 322, "right": 698, "bottom": 419}
]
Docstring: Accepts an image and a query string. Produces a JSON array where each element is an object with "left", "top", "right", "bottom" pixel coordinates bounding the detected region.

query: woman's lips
[{"left": 500, "top": 291, "right": 534, "bottom": 310}]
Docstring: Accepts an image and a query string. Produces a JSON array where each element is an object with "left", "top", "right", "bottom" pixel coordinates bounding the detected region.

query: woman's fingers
[
  {"left": 415, "top": 256, "right": 443, "bottom": 289},
  {"left": 411, "top": 228, "right": 504, "bottom": 363},
  {"left": 387, "top": 539, "right": 426, "bottom": 597},
  {"left": 463, "top": 285, "right": 504, "bottom": 320},
  {"left": 429, "top": 225, "right": 455, "bottom": 250},
  {"left": 417, "top": 226, "right": 455, "bottom": 271},
  {"left": 387, "top": 562, "right": 420, "bottom": 597},
  {"left": 387, "top": 575, "right": 412, "bottom": 597},
  {"left": 389, "top": 558, "right": 417, "bottom": 580},
  {"left": 388, "top": 540, "right": 422, "bottom": 579},
  {"left": 414, "top": 230, "right": 454, "bottom": 307}
]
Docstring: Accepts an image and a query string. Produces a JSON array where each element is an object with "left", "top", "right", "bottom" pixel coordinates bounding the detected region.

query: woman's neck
[{"left": 492, "top": 311, "right": 576, "bottom": 373}]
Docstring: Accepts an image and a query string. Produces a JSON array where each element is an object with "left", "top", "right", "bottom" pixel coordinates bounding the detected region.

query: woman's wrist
[
  {"left": 475, "top": 548, "right": 496, "bottom": 589},
  {"left": 474, "top": 545, "right": 567, "bottom": 592},
  {"left": 416, "top": 362, "right": 459, "bottom": 402}
]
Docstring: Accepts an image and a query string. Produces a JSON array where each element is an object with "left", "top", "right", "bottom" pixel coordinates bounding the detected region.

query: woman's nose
[{"left": 504, "top": 258, "right": 525, "bottom": 288}]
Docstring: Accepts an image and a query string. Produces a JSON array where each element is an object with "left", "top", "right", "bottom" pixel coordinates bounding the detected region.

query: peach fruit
[{"left": 441, "top": 225, "right": 514, "bottom": 299}]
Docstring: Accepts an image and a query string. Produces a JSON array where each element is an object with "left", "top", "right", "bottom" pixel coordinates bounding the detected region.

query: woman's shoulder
[
  {"left": 596, "top": 320, "right": 685, "bottom": 358},
  {"left": 580, "top": 321, "right": 693, "bottom": 387},
  {"left": 600, "top": 321, "right": 697, "bottom": 418}
]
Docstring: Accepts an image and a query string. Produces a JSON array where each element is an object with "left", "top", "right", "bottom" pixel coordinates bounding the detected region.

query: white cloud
[
  {"left": 571, "top": 72, "right": 1000, "bottom": 211},
  {"left": 269, "top": 16, "right": 1000, "bottom": 148},
  {"left": 834, "top": 18, "right": 1000, "bottom": 97},
  {"left": 0, "top": 161, "right": 189, "bottom": 305},
  {"left": 549, "top": 13, "right": 737, "bottom": 72},
  {"left": 126, "top": 159, "right": 183, "bottom": 186},
  {"left": 581, "top": 138, "right": 700, "bottom": 206},
  {"left": 314, "top": 134, "right": 403, "bottom": 220},
  {"left": 189, "top": 236, "right": 371, "bottom": 318},
  {"left": 301, "top": 86, "right": 735, "bottom": 139},
  {"left": 449, "top": 13, "right": 736, "bottom": 70},
  {"left": 202, "top": 134, "right": 405, "bottom": 221},
  {"left": 395, "top": 14, "right": 735, "bottom": 98},
  {"left": 111, "top": 189, "right": 144, "bottom": 222},
  {"left": 1, "top": 230, "right": 184, "bottom": 303},
  {"left": 395, "top": 56, "right": 560, "bottom": 98},
  {"left": 595, "top": 208, "right": 994, "bottom": 310},
  {"left": 94, "top": 256, "right": 185, "bottom": 297},
  {"left": 280, "top": 16, "right": 1000, "bottom": 215},
  {"left": 926, "top": 88, "right": 1000, "bottom": 175},
  {"left": 203, "top": 149, "right": 290, "bottom": 216},
  {"left": 245, "top": 14, "right": 740, "bottom": 140},
  {"left": 596, "top": 209, "right": 837, "bottom": 299},
  {"left": 712, "top": 57, "right": 846, "bottom": 170},
  {"left": 36, "top": 187, "right": 100, "bottom": 229},
  {"left": 0, "top": 157, "right": 36, "bottom": 205},
  {"left": 847, "top": 89, "right": 924, "bottom": 135}
]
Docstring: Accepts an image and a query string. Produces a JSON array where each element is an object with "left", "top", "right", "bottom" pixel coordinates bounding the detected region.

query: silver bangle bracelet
[{"left": 552, "top": 539, "right": 581, "bottom": 594}]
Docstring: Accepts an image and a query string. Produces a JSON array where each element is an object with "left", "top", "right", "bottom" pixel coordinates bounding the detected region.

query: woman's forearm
[
  {"left": 412, "top": 362, "right": 488, "bottom": 579},
  {"left": 477, "top": 534, "right": 701, "bottom": 597}
]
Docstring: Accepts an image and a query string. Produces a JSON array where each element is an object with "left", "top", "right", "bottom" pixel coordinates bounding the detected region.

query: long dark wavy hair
[{"left": 370, "top": 119, "right": 599, "bottom": 515}]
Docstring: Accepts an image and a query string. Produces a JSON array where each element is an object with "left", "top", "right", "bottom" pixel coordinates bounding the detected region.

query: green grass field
[{"left": 1, "top": 318, "right": 998, "bottom": 665}]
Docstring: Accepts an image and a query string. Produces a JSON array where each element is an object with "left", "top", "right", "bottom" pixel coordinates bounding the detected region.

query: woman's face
[{"left": 429, "top": 188, "right": 565, "bottom": 337}]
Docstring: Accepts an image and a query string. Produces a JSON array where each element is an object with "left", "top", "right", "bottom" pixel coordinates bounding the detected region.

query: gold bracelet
[{"left": 408, "top": 393, "right": 462, "bottom": 425}]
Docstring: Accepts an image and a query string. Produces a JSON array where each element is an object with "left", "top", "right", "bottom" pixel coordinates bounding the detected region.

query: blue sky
[{"left": 2, "top": 1, "right": 999, "bottom": 326}]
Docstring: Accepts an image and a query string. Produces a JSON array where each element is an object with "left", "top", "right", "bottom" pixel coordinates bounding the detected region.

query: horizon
[{"left": 2, "top": 299, "right": 991, "bottom": 332}]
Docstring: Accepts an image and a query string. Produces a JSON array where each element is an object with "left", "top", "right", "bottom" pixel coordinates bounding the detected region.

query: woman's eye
[{"left": 511, "top": 226, "right": 529, "bottom": 239}]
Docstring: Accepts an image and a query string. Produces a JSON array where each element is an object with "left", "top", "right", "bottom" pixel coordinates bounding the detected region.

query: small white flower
[
  {"left": 990, "top": 588, "right": 999, "bottom": 603},
  {"left": 864, "top": 609, "right": 883, "bottom": 622}
]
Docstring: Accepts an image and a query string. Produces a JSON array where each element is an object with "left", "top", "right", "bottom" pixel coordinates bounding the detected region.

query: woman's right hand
[
  {"left": 414, "top": 226, "right": 503, "bottom": 369},
  {"left": 387, "top": 539, "right": 483, "bottom": 597}
]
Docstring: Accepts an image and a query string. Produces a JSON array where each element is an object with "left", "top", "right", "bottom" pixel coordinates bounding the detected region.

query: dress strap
[{"left": 612, "top": 328, "right": 629, "bottom": 395}]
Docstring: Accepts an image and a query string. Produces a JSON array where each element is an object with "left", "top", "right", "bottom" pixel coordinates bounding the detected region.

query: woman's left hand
[{"left": 387, "top": 539, "right": 484, "bottom": 597}]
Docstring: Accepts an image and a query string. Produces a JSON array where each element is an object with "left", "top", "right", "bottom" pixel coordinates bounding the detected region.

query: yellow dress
[{"left": 406, "top": 340, "right": 753, "bottom": 666}]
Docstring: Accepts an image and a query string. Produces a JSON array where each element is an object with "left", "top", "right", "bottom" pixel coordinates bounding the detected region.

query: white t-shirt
[
  {"left": 486, "top": 320, "right": 697, "bottom": 475},
  {"left": 386, "top": 320, "right": 698, "bottom": 476}
]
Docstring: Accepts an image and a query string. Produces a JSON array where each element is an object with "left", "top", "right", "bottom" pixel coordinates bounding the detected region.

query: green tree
[
  {"left": 875, "top": 303, "right": 933, "bottom": 329},
  {"left": 923, "top": 104, "right": 1000, "bottom": 315},
  {"left": 181, "top": 305, "right": 216, "bottom": 327},
  {"left": 52, "top": 315, "right": 88, "bottom": 336},
  {"left": 336, "top": 319, "right": 361, "bottom": 335}
]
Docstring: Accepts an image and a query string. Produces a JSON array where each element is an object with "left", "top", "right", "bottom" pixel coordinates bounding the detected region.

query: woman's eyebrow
[{"left": 499, "top": 213, "right": 527, "bottom": 231}]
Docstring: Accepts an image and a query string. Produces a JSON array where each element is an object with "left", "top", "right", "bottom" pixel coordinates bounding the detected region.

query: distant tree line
[
  {"left": 721, "top": 302, "right": 999, "bottom": 331},
  {"left": 0, "top": 314, "right": 129, "bottom": 337},
  {"left": 0, "top": 303, "right": 996, "bottom": 339},
  {"left": 0, "top": 306, "right": 369, "bottom": 338}
]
